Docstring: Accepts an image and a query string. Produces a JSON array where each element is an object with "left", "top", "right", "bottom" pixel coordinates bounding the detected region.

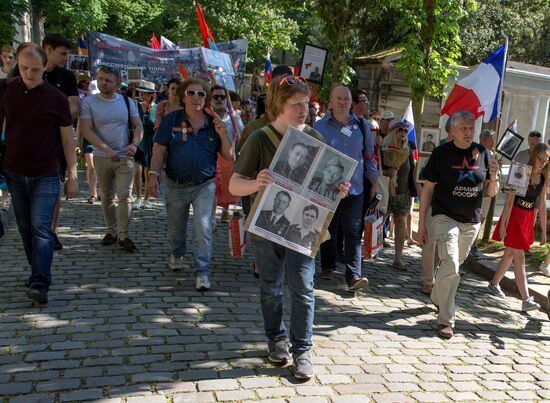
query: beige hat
[
  {"left": 380, "top": 110, "right": 395, "bottom": 120},
  {"left": 136, "top": 80, "right": 156, "bottom": 93}
]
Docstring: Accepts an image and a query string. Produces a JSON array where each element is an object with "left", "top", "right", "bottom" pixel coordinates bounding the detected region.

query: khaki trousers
[
  {"left": 421, "top": 208, "right": 438, "bottom": 286},
  {"left": 93, "top": 156, "right": 134, "bottom": 239},
  {"left": 431, "top": 214, "right": 480, "bottom": 327}
]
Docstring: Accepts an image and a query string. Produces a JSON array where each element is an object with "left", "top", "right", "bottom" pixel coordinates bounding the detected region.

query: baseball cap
[
  {"left": 528, "top": 130, "right": 542, "bottom": 138},
  {"left": 389, "top": 118, "right": 408, "bottom": 131},
  {"left": 380, "top": 111, "right": 395, "bottom": 120}
]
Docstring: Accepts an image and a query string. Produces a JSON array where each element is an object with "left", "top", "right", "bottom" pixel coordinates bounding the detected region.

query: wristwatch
[{"left": 148, "top": 171, "right": 160, "bottom": 177}]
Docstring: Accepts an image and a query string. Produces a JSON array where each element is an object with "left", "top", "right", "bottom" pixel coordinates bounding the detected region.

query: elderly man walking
[
  {"left": 418, "top": 111, "right": 499, "bottom": 339},
  {"left": 315, "top": 85, "right": 379, "bottom": 290}
]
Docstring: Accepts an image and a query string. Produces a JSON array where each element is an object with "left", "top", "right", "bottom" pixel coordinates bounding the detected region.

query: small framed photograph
[
  {"left": 127, "top": 67, "right": 144, "bottom": 83},
  {"left": 420, "top": 128, "right": 440, "bottom": 153},
  {"left": 66, "top": 54, "right": 89, "bottom": 71},
  {"left": 502, "top": 161, "right": 532, "bottom": 197},
  {"left": 300, "top": 44, "right": 328, "bottom": 84},
  {"left": 496, "top": 128, "right": 524, "bottom": 160},
  {"left": 415, "top": 152, "right": 431, "bottom": 183}
]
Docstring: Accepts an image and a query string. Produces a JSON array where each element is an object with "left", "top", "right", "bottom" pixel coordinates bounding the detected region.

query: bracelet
[
  {"left": 148, "top": 171, "right": 160, "bottom": 177},
  {"left": 131, "top": 143, "right": 139, "bottom": 148}
]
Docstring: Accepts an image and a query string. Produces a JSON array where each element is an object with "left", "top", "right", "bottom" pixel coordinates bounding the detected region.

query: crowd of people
[{"left": 0, "top": 34, "right": 549, "bottom": 380}]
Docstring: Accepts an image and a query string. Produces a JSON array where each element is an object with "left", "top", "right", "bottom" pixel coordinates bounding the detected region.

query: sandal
[
  {"left": 392, "top": 262, "right": 410, "bottom": 271},
  {"left": 87, "top": 196, "right": 97, "bottom": 204}
]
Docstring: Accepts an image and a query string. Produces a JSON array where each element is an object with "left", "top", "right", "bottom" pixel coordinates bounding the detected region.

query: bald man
[
  {"left": 314, "top": 86, "right": 379, "bottom": 291},
  {"left": 1, "top": 43, "right": 78, "bottom": 304}
]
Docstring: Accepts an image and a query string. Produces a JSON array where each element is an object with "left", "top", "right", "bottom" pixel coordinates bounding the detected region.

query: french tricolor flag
[
  {"left": 403, "top": 101, "right": 417, "bottom": 160},
  {"left": 441, "top": 44, "right": 507, "bottom": 123}
]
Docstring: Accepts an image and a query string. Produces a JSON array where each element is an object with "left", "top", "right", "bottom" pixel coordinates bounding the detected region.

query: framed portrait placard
[
  {"left": 245, "top": 126, "right": 357, "bottom": 257},
  {"left": 496, "top": 129, "right": 524, "bottom": 160},
  {"left": 415, "top": 152, "right": 431, "bottom": 183},
  {"left": 502, "top": 161, "right": 532, "bottom": 197},
  {"left": 299, "top": 44, "right": 328, "bottom": 85},
  {"left": 420, "top": 128, "right": 440, "bottom": 153}
]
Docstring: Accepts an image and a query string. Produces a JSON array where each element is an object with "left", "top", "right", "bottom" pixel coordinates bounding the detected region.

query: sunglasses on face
[
  {"left": 185, "top": 90, "right": 206, "bottom": 98},
  {"left": 397, "top": 127, "right": 408, "bottom": 133},
  {"left": 213, "top": 94, "right": 226, "bottom": 101},
  {"left": 279, "top": 76, "right": 307, "bottom": 87}
]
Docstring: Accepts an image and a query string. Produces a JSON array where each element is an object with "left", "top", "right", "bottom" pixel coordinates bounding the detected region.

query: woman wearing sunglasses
[
  {"left": 229, "top": 75, "right": 349, "bottom": 380},
  {"left": 381, "top": 118, "right": 417, "bottom": 271},
  {"left": 147, "top": 78, "right": 233, "bottom": 292}
]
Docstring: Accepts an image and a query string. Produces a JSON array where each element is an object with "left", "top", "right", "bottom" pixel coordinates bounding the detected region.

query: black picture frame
[
  {"left": 299, "top": 44, "right": 328, "bottom": 85},
  {"left": 495, "top": 128, "right": 524, "bottom": 160}
]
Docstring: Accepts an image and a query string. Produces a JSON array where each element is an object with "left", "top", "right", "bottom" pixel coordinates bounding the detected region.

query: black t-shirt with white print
[{"left": 423, "top": 141, "right": 490, "bottom": 224}]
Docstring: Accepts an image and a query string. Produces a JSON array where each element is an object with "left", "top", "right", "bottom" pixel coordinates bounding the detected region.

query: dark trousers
[
  {"left": 321, "top": 193, "right": 364, "bottom": 285},
  {"left": 4, "top": 171, "right": 60, "bottom": 291}
]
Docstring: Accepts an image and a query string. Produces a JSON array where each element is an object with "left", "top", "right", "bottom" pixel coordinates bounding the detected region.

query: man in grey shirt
[
  {"left": 515, "top": 130, "right": 542, "bottom": 164},
  {"left": 80, "top": 66, "right": 143, "bottom": 252}
]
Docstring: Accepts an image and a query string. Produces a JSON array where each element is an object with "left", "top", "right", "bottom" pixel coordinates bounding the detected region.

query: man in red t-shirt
[{"left": 1, "top": 43, "right": 78, "bottom": 304}]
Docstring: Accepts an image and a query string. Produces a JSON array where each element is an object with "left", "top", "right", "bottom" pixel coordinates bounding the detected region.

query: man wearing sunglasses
[
  {"left": 315, "top": 85, "right": 380, "bottom": 291},
  {"left": 211, "top": 85, "right": 244, "bottom": 223},
  {"left": 515, "top": 130, "right": 542, "bottom": 164}
]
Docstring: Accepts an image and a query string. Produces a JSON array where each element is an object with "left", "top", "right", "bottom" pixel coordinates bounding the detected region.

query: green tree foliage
[
  {"left": 161, "top": 1, "right": 300, "bottom": 63},
  {"left": 395, "top": 0, "right": 475, "bottom": 136},
  {"left": 0, "top": 0, "right": 28, "bottom": 46},
  {"left": 460, "top": 0, "right": 550, "bottom": 67}
]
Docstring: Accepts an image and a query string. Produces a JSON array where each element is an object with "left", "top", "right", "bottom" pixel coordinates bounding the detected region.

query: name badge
[{"left": 341, "top": 127, "right": 352, "bottom": 137}]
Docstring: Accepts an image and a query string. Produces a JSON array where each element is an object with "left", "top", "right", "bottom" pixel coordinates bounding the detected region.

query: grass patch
[{"left": 478, "top": 239, "right": 505, "bottom": 254}]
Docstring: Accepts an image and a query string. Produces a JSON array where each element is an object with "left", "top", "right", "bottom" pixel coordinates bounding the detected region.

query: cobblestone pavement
[{"left": 1, "top": 180, "right": 550, "bottom": 403}]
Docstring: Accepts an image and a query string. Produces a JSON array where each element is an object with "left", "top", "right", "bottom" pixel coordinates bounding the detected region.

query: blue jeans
[
  {"left": 253, "top": 238, "right": 315, "bottom": 354},
  {"left": 4, "top": 171, "right": 60, "bottom": 291},
  {"left": 165, "top": 178, "right": 215, "bottom": 276},
  {"left": 321, "top": 193, "right": 364, "bottom": 285}
]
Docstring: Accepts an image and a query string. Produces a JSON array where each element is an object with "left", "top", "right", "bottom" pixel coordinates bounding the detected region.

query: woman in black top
[{"left": 489, "top": 143, "right": 549, "bottom": 311}]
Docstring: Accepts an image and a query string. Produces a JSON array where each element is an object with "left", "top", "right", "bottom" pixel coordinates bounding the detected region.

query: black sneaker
[
  {"left": 293, "top": 351, "right": 314, "bottom": 379},
  {"left": 267, "top": 339, "right": 290, "bottom": 364},
  {"left": 321, "top": 267, "right": 333, "bottom": 280},
  {"left": 53, "top": 234, "right": 63, "bottom": 251},
  {"left": 26, "top": 287, "right": 48, "bottom": 304},
  {"left": 119, "top": 237, "right": 137, "bottom": 253},
  {"left": 101, "top": 233, "right": 118, "bottom": 246}
]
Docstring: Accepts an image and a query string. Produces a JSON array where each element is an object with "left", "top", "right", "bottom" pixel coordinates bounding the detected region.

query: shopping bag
[
  {"left": 363, "top": 214, "right": 384, "bottom": 259},
  {"left": 229, "top": 211, "right": 246, "bottom": 258}
]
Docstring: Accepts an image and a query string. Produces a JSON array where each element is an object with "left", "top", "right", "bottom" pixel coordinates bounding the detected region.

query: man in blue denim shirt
[
  {"left": 314, "top": 85, "right": 379, "bottom": 291},
  {"left": 147, "top": 78, "right": 233, "bottom": 291}
]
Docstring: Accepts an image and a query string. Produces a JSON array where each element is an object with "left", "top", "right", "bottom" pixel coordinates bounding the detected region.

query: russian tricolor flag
[
  {"left": 403, "top": 101, "right": 417, "bottom": 160},
  {"left": 441, "top": 44, "right": 507, "bottom": 123},
  {"left": 264, "top": 54, "right": 272, "bottom": 85}
]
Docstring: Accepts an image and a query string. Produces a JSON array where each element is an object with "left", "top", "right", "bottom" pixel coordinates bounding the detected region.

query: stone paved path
[{"left": 1, "top": 180, "right": 550, "bottom": 402}]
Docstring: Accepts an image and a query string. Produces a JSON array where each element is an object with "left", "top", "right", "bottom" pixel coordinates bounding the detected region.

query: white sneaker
[
  {"left": 522, "top": 296, "right": 540, "bottom": 312},
  {"left": 168, "top": 255, "right": 190, "bottom": 271},
  {"left": 540, "top": 262, "right": 550, "bottom": 277},
  {"left": 195, "top": 275, "right": 211, "bottom": 291},
  {"left": 142, "top": 200, "right": 153, "bottom": 209},
  {"left": 133, "top": 199, "right": 142, "bottom": 209},
  {"left": 487, "top": 282, "right": 505, "bottom": 298}
]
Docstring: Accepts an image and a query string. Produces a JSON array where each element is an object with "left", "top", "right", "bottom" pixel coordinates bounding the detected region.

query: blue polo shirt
[
  {"left": 155, "top": 109, "right": 221, "bottom": 184},
  {"left": 314, "top": 114, "right": 379, "bottom": 196}
]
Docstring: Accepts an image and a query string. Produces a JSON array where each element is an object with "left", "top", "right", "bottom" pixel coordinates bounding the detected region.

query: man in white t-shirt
[{"left": 80, "top": 66, "right": 143, "bottom": 252}]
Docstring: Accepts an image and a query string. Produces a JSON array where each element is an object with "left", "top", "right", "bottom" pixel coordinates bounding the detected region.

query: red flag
[
  {"left": 196, "top": 2, "right": 218, "bottom": 50},
  {"left": 150, "top": 33, "right": 161, "bottom": 50},
  {"left": 177, "top": 62, "right": 189, "bottom": 79}
]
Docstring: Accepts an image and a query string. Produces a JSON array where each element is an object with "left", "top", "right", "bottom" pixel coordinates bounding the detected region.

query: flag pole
[{"left": 481, "top": 36, "right": 509, "bottom": 242}]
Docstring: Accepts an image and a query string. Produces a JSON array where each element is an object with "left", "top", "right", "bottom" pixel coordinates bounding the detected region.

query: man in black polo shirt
[
  {"left": 14, "top": 34, "right": 80, "bottom": 249},
  {"left": 2, "top": 43, "right": 78, "bottom": 303}
]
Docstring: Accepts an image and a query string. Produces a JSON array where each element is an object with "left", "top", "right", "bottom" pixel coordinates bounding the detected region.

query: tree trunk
[{"left": 30, "top": 0, "right": 43, "bottom": 44}]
